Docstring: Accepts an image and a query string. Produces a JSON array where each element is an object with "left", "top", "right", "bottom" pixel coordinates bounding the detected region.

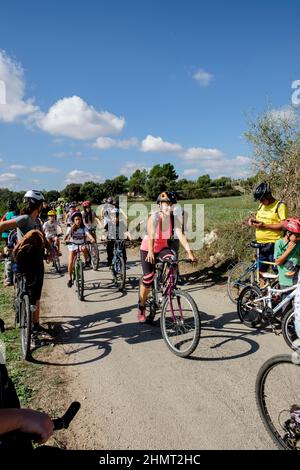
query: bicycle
[
  {"left": 13, "top": 269, "right": 33, "bottom": 360},
  {"left": 112, "top": 240, "right": 126, "bottom": 291},
  {"left": 48, "top": 235, "right": 63, "bottom": 273},
  {"left": 66, "top": 242, "right": 87, "bottom": 301},
  {"left": 144, "top": 252, "right": 201, "bottom": 358},
  {"left": 227, "top": 241, "right": 278, "bottom": 303},
  {"left": 0, "top": 401, "right": 80, "bottom": 449},
  {"left": 237, "top": 282, "right": 297, "bottom": 339},
  {"left": 87, "top": 228, "right": 99, "bottom": 271},
  {"left": 255, "top": 354, "right": 300, "bottom": 450}
]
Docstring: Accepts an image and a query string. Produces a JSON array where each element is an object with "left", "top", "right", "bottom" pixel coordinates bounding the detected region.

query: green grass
[{"left": 0, "top": 262, "right": 40, "bottom": 406}]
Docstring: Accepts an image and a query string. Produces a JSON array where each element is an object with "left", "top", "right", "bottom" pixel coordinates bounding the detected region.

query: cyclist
[
  {"left": 43, "top": 210, "right": 62, "bottom": 256},
  {"left": 56, "top": 203, "right": 64, "bottom": 225},
  {"left": 295, "top": 271, "right": 300, "bottom": 340},
  {"left": 39, "top": 201, "right": 51, "bottom": 224},
  {"left": 274, "top": 218, "right": 300, "bottom": 287},
  {"left": 64, "top": 211, "right": 96, "bottom": 288},
  {"left": 106, "top": 207, "right": 132, "bottom": 267},
  {"left": 1, "top": 200, "right": 18, "bottom": 286},
  {"left": 81, "top": 200, "right": 100, "bottom": 239},
  {"left": 65, "top": 203, "right": 77, "bottom": 227},
  {"left": 248, "top": 182, "right": 288, "bottom": 278},
  {"left": 97, "top": 196, "right": 115, "bottom": 232},
  {"left": 0, "top": 190, "right": 50, "bottom": 346},
  {"left": 137, "top": 191, "right": 196, "bottom": 323}
]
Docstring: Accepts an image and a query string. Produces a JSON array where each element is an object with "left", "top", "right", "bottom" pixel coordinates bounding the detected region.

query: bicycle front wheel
[
  {"left": 53, "top": 255, "right": 61, "bottom": 273},
  {"left": 237, "top": 285, "right": 263, "bottom": 328},
  {"left": 90, "top": 243, "right": 99, "bottom": 271},
  {"left": 255, "top": 354, "right": 300, "bottom": 450},
  {"left": 160, "top": 290, "right": 200, "bottom": 358},
  {"left": 20, "top": 294, "right": 32, "bottom": 360},
  {"left": 227, "top": 262, "right": 255, "bottom": 304},
  {"left": 113, "top": 256, "right": 126, "bottom": 291},
  {"left": 282, "top": 309, "right": 297, "bottom": 351},
  {"left": 76, "top": 261, "right": 84, "bottom": 301}
]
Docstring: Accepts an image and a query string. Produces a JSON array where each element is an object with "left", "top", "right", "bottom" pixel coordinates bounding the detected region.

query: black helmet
[
  {"left": 156, "top": 191, "right": 177, "bottom": 204},
  {"left": 253, "top": 182, "right": 271, "bottom": 201},
  {"left": 8, "top": 199, "right": 17, "bottom": 211}
]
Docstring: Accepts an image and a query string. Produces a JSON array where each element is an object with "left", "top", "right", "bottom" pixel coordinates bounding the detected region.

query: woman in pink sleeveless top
[{"left": 138, "top": 191, "right": 196, "bottom": 323}]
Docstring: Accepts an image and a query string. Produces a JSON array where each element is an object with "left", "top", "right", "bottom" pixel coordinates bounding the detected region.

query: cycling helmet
[
  {"left": 8, "top": 199, "right": 17, "bottom": 211},
  {"left": 253, "top": 182, "right": 271, "bottom": 201},
  {"left": 71, "top": 211, "right": 82, "bottom": 222},
  {"left": 82, "top": 200, "right": 91, "bottom": 207},
  {"left": 47, "top": 210, "right": 56, "bottom": 216},
  {"left": 156, "top": 191, "right": 177, "bottom": 204},
  {"left": 23, "top": 190, "right": 45, "bottom": 203},
  {"left": 282, "top": 218, "right": 300, "bottom": 234}
]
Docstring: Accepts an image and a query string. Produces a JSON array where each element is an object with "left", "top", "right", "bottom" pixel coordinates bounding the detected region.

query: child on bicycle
[
  {"left": 274, "top": 218, "right": 300, "bottom": 290},
  {"left": 64, "top": 211, "right": 95, "bottom": 288},
  {"left": 43, "top": 210, "right": 62, "bottom": 256},
  {"left": 105, "top": 207, "right": 132, "bottom": 267}
]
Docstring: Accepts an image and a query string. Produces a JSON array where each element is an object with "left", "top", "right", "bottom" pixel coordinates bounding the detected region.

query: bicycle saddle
[{"left": 249, "top": 241, "right": 261, "bottom": 249}]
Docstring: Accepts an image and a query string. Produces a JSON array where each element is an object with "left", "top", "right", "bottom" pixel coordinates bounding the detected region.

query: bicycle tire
[
  {"left": 237, "top": 285, "right": 263, "bottom": 328},
  {"left": 255, "top": 354, "right": 300, "bottom": 450},
  {"left": 90, "top": 244, "right": 99, "bottom": 271},
  {"left": 113, "top": 256, "right": 126, "bottom": 291},
  {"left": 20, "top": 294, "right": 31, "bottom": 360},
  {"left": 282, "top": 309, "right": 297, "bottom": 351},
  {"left": 53, "top": 255, "right": 61, "bottom": 273},
  {"left": 76, "top": 261, "right": 84, "bottom": 301},
  {"left": 227, "top": 261, "right": 255, "bottom": 303},
  {"left": 160, "top": 289, "right": 201, "bottom": 358}
]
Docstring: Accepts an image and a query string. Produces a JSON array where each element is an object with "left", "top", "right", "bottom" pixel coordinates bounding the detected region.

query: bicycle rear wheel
[
  {"left": 75, "top": 261, "right": 84, "bottom": 301},
  {"left": 90, "top": 243, "right": 99, "bottom": 271},
  {"left": 282, "top": 309, "right": 297, "bottom": 351},
  {"left": 113, "top": 256, "right": 126, "bottom": 291},
  {"left": 255, "top": 354, "right": 300, "bottom": 450},
  {"left": 227, "top": 262, "right": 255, "bottom": 303},
  {"left": 237, "top": 285, "right": 263, "bottom": 328},
  {"left": 160, "top": 290, "right": 200, "bottom": 358},
  {"left": 20, "top": 294, "right": 32, "bottom": 360}
]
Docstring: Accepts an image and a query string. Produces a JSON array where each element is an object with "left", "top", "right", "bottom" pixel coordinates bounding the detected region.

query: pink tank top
[{"left": 140, "top": 213, "right": 172, "bottom": 253}]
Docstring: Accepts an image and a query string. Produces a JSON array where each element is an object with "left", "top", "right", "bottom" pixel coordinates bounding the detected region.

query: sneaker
[
  {"left": 137, "top": 304, "right": 146, "bottom": 323},
  {"left": 67, "top": 279, "right": 73, "bottom": 288},
  {"left": 30, "top": 332, "right": 40, "bottom": 348},
  {"left": 3, "top": 280, "right": 12, "bottom": 287}
]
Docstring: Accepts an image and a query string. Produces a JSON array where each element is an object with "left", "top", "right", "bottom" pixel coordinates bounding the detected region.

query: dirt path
[{"left": 37, "top": 243, "right": 290, "bottom": 450}]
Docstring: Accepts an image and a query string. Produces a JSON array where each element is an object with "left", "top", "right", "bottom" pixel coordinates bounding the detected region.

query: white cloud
[
  {"left": 31, "top": 166, "right": 60, "bottom": 173},
  {"left": 93, "top": 136, "right": 138, "bottom": 150},
  {"left": 183, "top": 147, "right": 225, "bottom": 161},
  {"left": 9, "top": 164, "right": 26, "bottom": 170},
  {"left": 53, "top": 152, "right": 67, "bottom": 158},
  {"left": 65, "top": 169, "right": 103, "bottom": 184},
  {"left": 120, "top": 161, "right": 151, "bottom": 176},
  {"left": 0, "top": 50, "right": 39, "bottom": 122},
  {"left": 141, "top": 135, "right": 183, "bottom": 153},
  {"left": 267, "top": 106, "right": 297, "bottom": 124},
  {"left": 36, "top": 96, "right": 125, "bottom": 140},
  {"left": 203, "top": 155, "right": 251, "bottom": 178},
  {"left": 182, "top": 168, "right": 200, "bottom": 177},
  {"left": 0, "top": 172, "right": 20, "bottom": 186},
  {"left": 193, "top": 68, "right": 214, "bottom": 87}
]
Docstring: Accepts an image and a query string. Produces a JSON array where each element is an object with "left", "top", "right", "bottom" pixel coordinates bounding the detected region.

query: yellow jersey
[{"left": 255, "top": 200, "right": 288, "bottom": 243}]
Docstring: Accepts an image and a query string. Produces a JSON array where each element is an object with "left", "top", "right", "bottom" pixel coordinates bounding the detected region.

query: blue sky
[{"left": 0, "top": 0, "right": 299, "bottom": 190}]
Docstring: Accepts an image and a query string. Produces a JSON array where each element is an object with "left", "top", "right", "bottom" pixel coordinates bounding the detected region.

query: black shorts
[
  {"left": 258, "top": 242, "right": 275, "bottom": 272},
  {"left": 19, "top": 261, "right": 44, "bottom": 305},
  {"left": 140, "top": 248, "right": 173, "bottom": 287}
]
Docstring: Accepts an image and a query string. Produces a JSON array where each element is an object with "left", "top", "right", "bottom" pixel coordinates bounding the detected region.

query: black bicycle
[
  {"left": 256, "top": 354, "right": 300, "bottom": 450},
  {"left": 112, "top": 240, "right": 126, "bottom": 291},
  {"left": 13, "top": 270, "right": 32, "bottom": 360}
]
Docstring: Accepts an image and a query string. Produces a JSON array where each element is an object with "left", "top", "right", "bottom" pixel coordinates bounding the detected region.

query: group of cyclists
[{"left": 0, "top": 181, "right": 299, "bottom": 448}]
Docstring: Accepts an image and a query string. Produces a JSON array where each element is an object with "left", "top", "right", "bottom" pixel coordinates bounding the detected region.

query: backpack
[{"left": 13, "top": 229, "right": 45, "bottom": 267}]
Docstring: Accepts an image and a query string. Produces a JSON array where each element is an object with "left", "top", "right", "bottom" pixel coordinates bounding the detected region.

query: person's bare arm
[
  {"left": 175, "top": 227, "right": 197, "bottom": 262},
  {"left": 0, "top": 219, "right": 17, "bottom": 234},
  {"left": 0, "top": 408, "right": 53, "bottom": 444},
  {"left": 275, "top": 242, "right": 297, "bottom": 265},
  {"left": 145, "top": 215, "right": 155, "bottom": 263}
]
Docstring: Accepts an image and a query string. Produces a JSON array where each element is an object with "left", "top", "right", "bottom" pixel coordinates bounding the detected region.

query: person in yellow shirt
[{"left": 248, "top": 182, "right": 288, "bottom": 274}]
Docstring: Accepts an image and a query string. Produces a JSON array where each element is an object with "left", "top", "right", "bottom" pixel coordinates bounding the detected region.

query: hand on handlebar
[
  {"left": 187, "top": 252, "right": 197, "bottom": 263},
  {"left": 18, "top": 409, "right": 54, "bottom": 444}
]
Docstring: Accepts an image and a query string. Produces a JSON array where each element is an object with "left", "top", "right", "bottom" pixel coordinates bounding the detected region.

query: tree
[
  {"left": 45, "top": 190, "right": 60, "bottom": 202},
  {"left": 197, "top": 174, "right": 211, "bottom": 189},
  {"left": 245, "top": 110, "right": 300, "bottom": 210},
  {"left": 128, "top": 169, "right": 147, "bottom": 194},
  {"left": 148, "top": 163, "right": 178, "bottom": 181},
  {"left": 62, "top": 183, "right": 82, "bottom": 202}
]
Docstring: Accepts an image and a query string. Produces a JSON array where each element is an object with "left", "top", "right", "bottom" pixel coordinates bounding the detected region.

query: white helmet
[{"left": 23, "top": 190, "right": 45, "bottom": 203}]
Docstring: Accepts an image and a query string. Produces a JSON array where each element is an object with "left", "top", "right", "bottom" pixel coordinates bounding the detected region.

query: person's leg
[
  {"left": 107, "top": 241, "right": 114, "bottom": 266},
  {"left": 68, "top": 250, "right": 76, "bottom": 284},
  {"left": 138, "top": 250, "right": 155, "bottom": 322}
]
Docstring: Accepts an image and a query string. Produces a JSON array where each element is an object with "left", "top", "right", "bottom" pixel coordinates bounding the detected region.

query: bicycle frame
[
  {"left": 156, "top": 257, "right": 183, "bottom": 322},
  {"left": 246, "top": 284, "right": 297, "bottom": 314}
]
